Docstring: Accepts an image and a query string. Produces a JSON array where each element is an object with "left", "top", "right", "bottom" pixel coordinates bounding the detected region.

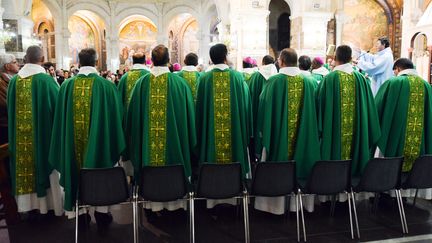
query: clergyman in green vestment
[
  {"left": 254, "top": 48, "right": 321, "bottom": 215},
  {"left": 117, "top": 52, "right": 150, "bottom": 175},
  {"left": 248, "top": 55, "right": 277, "bottom": 159},
  {"left": 376, "top": 58, "right": 432, "bottom": 173},
  {"left": 242, "top": 57, "right": 258, "bottom": 86},
  {"left": 317, "top": 45, "right": 381, "bottom": 176},
  {"left": 8, "top": 46, "right": 63, "bottom": 216},
  {"left": 49, "top": 48, "right": 125, "bottom": 227},
  {"left": 311, "top": 57, "right": 329, "bottom": 84},
  {"left": 196, "top": 44, "right": 252, "bottom": 208},
  {"left": 177, "top": 52, "right": 201, "bottom": 103},
  {"left": 126, "top": 45, "right": 196, "bottom": 211},
  {"left": 298, "top": 55, "right": 318, "bottom": 89}
]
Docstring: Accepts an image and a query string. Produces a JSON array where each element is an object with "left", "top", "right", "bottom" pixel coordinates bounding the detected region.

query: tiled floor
[{"left": 6, "top": 197, "right": 432, "bottom": 243}]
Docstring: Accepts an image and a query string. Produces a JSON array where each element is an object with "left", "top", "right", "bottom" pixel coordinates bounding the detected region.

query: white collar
[
  {"left": 398, "top": 69, "right": 419, "bottom": 77},
  {"left": 243, "top": 67, "right": 257, "bottom": 74},
  {"left": 300, "top": 70, "right": 312, "bottom": 76},
  {"left": 18, "top": 63, "right": 46, "bottom": 78},
  {"left": 151, "top": 66, "right": 170, "bottom": 77},
  {"left": 378, "top": 47, "right": 392, "bottom": 56},
  {"left": 78, "top": 66, "right": 99, "bottom": 76},
  {"left": 312, "top": 66, "right": 330, "bottom": 76},
  {"left": 182, "top": 65, "right": 197, "bottom": 72},
  {"left": 258, "top": 64, "right": 278, "bottom": 80},
  {"left": 279, "top": 67, "right": 301, "bottom": 77},
  {"left": 205, "top": 65, "right": 215, "bottom": 72},
  {"left": 213, "top": 64, "right": 229, "bottom": 71},
  {"left": 132, "top": 64, "right": 150, "bottom": 71},
  {"left": 333, "top": 63, "right": 354, "bottom": 74}
]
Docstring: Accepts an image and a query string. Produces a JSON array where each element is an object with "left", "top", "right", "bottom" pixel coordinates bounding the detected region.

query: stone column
[
  {"left": 0, "top": 7, "right": 5, "bottom": 54},
  {"left": 300, "top": 12, "right": 333, "bottom": 57}
]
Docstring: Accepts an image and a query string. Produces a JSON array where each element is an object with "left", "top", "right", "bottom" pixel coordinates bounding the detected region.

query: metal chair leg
[
  {"left": 133, "top": 187, "right": 138, "bottom": 243},
  {"left": 296, "top": 193, "right": 300, "bottom": 242},
  {"left": 242, "top": 192, "right": 250, "bottom": 243},
  {"left": 189, "top": 192, "right": 195, "bottom": 243},
  {"left": 413, "top": 189, "right": 418, "bottom": 207},
  {"left": 397, "top": 190, "right": 409, "bottom": 234},
  {"left": 330, "top": 195, "right": 336, "bottom": 217},
  {"left": 351, "top": 191, "right": 360, "bottom": 239},
  {"left": 298, "top": 190, "right": 306, "bottom": 242},
  {"left": 347, "top": 192, "right": 354, "bottom": 239},
  {"left": 395, "top": 190, "right": 407, "bottom": 234},
  {"left": 75, "top": 200, "right": 79, "bottom": 243}
]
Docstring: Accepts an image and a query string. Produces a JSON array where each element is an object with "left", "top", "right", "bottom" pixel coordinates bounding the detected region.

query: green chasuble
[
  {"left": 8, "top": 73, "right": 59, "bottom": 197},
  {"left": 49, "top": 73, "right": 125, "bottom": 211},
  {"left": 312, "top": 73, "right": 325, "bottom": 83},
  {"left": 257, "top": 74, "right": 320, "bottom": 178},
  {"left": 118, "top": 69, "right": 150, "bottom": 159},
  {"left": 317, "top": 70, "right": 381, "bottom": 175},
  {"left": 243, "top": 72, "right": 254, "bottom": 86},
  {"left": 375, "top": 74, "right": 432, "bottom": 172},
  {"left": 118, "top": 69, "right": 150, "bottom": 112},
  {"left": 177, "top": 70, "right": 200, "bottom": 102},
  {"left": 126, "top": 72, "right": 196, "bottom": 179},
  {"left": 196, "top": 69, "right": 252, "bottom": 177},
  {"left": 249, "top": 72, "right": 268, "bottom": 138}
]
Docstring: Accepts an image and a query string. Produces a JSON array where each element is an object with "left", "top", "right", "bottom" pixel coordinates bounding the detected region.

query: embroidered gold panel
[
  {"left": 183, "top": 71, "right": 197, "bottom": 101},
  {"left": 73, "top": 77, "right": 93, "bottom": 169},
  {"left": 213, "top": 71, "right": 232, "bottom": 164},
  {"left": 15, "top": 77, "right": 35, "bottom": 195},
  {"left": 126, "top": 70, "right": 141, "bottom": 107},
  {"left": 403, "top": 76, "right": 424, "bottom": 172},
  {"left": 148, "top": 74, "right": 168, "bottom": 166},
  {"left": 287, "top": 76, "right": 304, "bottom": 159},
  {"left": 339, "top": 71, "right": 356, "bottom": 160}
]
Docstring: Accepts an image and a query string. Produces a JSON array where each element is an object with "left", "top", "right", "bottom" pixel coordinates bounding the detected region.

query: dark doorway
[{"left": 269, "top": 0, "right": 291, "bottom": 55}]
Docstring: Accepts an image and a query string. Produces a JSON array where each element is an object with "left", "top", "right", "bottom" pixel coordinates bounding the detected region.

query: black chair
[
  {"left": 352, "top": 157, "right": 406, "bottom": 234},
  {"left": 248, "top": 161, "right": 305, "bottom": 242},
  {"left": 298, "top": 160, "right": 358, "bottom": 240},
  {"left": 76, "top": 167, "right": 131, "bottom": 243},
  {"left": 193, "top": 163, "right": 249, "bottom": 243},
  {"left": 137, "top": 165, "right": 191, "bottom": 243},
  {"left": 402, "top": 155, "right": 432, "bottom": 206}
]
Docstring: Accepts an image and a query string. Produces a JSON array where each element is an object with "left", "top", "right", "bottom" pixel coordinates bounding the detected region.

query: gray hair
[{"left": 0, "top": 53, "right": 16, "bottom": 72}]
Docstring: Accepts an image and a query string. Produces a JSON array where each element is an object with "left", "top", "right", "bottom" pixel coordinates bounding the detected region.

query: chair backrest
[
  {"left": 404, "top": 155, "right": 432, "bottom": 189},
  {"left": 251, "top": 161, "right": 296, "bottom": 197},
  {"left": 79, "top": 167, "right": 129, "bottom": 206},
  {"left": 196, "top": 163, "right": 243, "bottom": 199},
  {"left": 356, "top": 157, "right": 403, "bottom": 192},
  {"left": 139, "top": 165, "right": 188, "bottom": 202},
  {"left": 306, "top": 160, "right": 351, "bottom": 195}
]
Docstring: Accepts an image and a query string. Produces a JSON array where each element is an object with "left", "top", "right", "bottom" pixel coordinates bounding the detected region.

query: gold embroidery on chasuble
[
  {"left": 213, "top": 71, "right": 232, "bottom": 164},
  {"left": 148, "top": 74, "right": 168, "bottom": 166},
  {"left": 73, "top": 77, "right": 93, "bottom": 169},
  {"left": 126, "top": 70, "right": 141, "bottom": 107},
  {"left": 338, "top": 71, "right": 356, "bottom": 160},
  {"left": 15, "top": 77, "right": 35, "bottom": 195},
  {"left": 402, "top": 76, "right": 424, "bottom": 172},
  {"left": 287, "top": 76, "right": 304, "bottom": 159},
  {"left": 183, "top": 71, "right": 197, "bottom": 101}
]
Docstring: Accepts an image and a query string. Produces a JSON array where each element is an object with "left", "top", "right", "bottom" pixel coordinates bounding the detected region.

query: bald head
[
  {"left": 279, "top": 48, "right": 297, "bottom": 68},
  {"left": 151, "top": 45, "right": 169, "bottom": 66},
  {"left": 132, "top": 52, "right": 146, "bottom": 64},
  {"left": 25, "top": 45, "right": 44, "bottom": 64}
]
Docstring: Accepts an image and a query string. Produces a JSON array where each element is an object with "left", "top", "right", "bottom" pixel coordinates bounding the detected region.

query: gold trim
[
  {"left": 339, "top": 71, "right": 356, "bottom": 160},
  {"left": 183, "top": 71, "right": 197, "bottom": 102},
  {"left": 287, "top": 76, "right": 304, "bottom": 159},
  {"left": 149, "top": 74, "right": 168, "bottom": 166},
  {"left": 213, "top": 71, "right": 232, "bottom": 163},
  {"left": 403, "top": 76, "right": 424, "bottom": 172},
  {"left": 15, "top": 77, "right": 35, "bottom": 195},
  {"left": 126, "top": 70, "right": 141, "bottom": 107},
  {"left": 73, "top": 76, "right": 93, "bottom": 169}
]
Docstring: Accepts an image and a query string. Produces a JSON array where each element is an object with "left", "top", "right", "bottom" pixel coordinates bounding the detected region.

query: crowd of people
[{"left": 0, "top": 35, "right": 429, "bottom": 231}]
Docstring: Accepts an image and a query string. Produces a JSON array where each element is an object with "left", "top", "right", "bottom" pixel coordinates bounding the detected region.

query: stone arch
[
  {"left": 163, "top": 5, "right": 200, "bottom": 36},
  {"left": 117, "top": 15, "right": 158, "bottom": 66},
  {"left": 115, "top": 6, "right": 159, "bottom": 31}
]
